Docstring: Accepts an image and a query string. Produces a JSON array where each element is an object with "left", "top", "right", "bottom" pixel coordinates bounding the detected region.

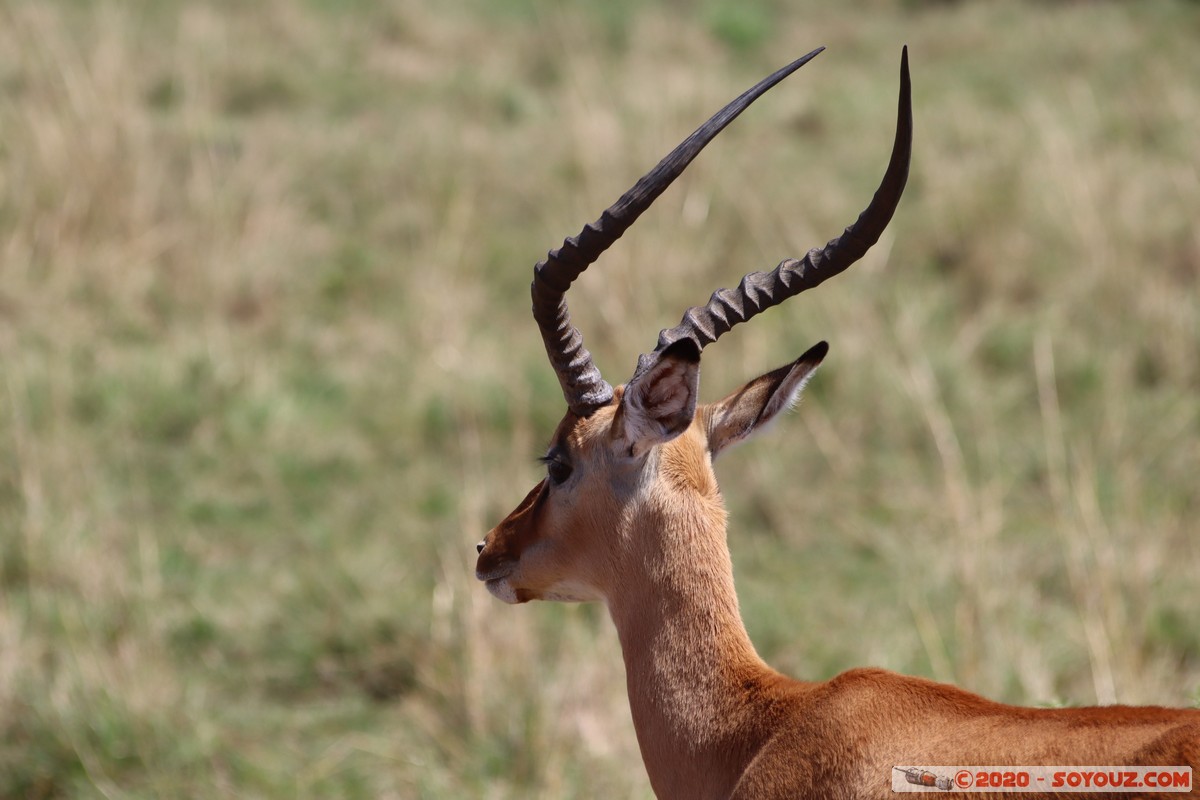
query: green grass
[{"left": 1, "top": 0, "right": 1198, "bottom": 796}]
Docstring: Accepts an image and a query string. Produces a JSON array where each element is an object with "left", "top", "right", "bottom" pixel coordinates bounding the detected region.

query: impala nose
[{"left": 476, "top": 540, "right": 485, "bottom": 554}]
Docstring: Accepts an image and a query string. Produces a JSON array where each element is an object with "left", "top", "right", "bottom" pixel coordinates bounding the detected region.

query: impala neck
[{"left": 604, "top": 491, "right": 788, "bottom": 799}]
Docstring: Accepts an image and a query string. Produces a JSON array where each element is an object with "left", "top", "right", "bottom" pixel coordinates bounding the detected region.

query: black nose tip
[{"left": 476, "top": 540, "right": 485, "bottom": 554}]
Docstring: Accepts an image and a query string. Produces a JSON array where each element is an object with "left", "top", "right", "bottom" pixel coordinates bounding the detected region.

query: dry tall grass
[{"left": 0, "top": 0, "right": 1197, "bottom": 797}]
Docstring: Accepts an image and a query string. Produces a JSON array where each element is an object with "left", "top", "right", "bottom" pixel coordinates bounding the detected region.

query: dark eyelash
[{"left": 536, "top": 454, "right": 555, "bottom": 466}]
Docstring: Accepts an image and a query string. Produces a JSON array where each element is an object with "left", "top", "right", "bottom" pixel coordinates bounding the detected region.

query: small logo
[{"left": 894, "top": 767, "right": 954, "bottom": 791}]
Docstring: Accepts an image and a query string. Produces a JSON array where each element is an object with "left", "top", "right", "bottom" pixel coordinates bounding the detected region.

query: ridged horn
[
  {"left": 531, "top": 47, "right": 828, "bottom": 416},
  {"left": 630, "top": 46, "right": 912, "bottom": 385}
]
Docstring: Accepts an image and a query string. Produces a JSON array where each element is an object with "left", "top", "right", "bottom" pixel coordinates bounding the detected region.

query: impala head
[{"left": 476, "top": 46, "right": 912, "bottom": 605}]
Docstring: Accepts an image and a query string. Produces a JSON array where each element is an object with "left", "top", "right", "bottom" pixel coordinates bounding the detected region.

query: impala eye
[
  {"left": 539, "top": 448, "right": 574, "bottom": 486},
  {"left": 546, "top": 459, "right": 573, "bottom": 486}
]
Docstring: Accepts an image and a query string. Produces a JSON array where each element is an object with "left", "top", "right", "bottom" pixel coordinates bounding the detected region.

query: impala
[{"left": 474, "top": 47, "right": 1200, "bottom": 799}]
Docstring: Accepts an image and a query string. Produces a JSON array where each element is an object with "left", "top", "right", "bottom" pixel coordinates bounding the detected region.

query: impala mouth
[
  {"left": 482, "top": 574, "right": 522, "bottom": 604},
  {"left": 475, "top": 560, "right": 520, "bottom": 603},
  {"left": 475, "top": 564, "right": 514, "bottom": 583}
]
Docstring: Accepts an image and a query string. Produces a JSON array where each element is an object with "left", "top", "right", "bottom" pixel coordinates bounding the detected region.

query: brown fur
[{"left": 477, "top": 365, "right": 1199, "bottom": 799}]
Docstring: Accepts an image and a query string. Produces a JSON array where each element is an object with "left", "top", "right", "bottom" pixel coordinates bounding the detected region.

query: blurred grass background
[{"left": 0, "top": 0, "right": 1197, "bottom": 797}]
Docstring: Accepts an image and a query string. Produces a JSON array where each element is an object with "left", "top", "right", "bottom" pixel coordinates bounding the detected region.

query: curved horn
[
  {"left": 630, "top": 46, "right": 913, "bottom": 385},
  {"left": 532, "top": 47, "right": 828, "bottom": 417}
]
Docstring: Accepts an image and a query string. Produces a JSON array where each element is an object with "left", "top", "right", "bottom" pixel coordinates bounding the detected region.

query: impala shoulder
[
  {"left": 820, "top": 667, "right": 1000, "bottom": 718},
  {"left": 823, "top": 666, "right": 915, "bottom": 699}
]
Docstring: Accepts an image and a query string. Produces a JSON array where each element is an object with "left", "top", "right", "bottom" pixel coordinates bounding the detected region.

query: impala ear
[
  {"left": 708, "top": 341, "right": 827, "bottom": 460},
  {"left": 613, "top": 339, "right": 701, "bottom": 458}
]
